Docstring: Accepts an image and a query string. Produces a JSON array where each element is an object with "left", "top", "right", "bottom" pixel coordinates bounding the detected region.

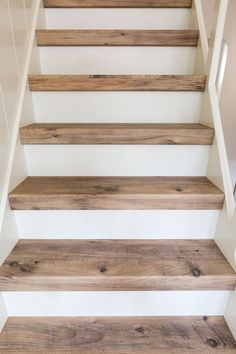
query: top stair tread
[
  {"left": 0, "top": 239, "right": 235, "bottom": 290},
  {"left": 43, "top": 0, "right": 193, "bottom": 8},
  {"left": 36, "top": 29, "right": 199, "bottom": 46}
]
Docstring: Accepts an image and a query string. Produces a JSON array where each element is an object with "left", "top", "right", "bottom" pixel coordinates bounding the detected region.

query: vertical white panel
[
  {"left": 225, "top": 290, "right": 236, "bottom": 340},
  {"left": 0, "top": 294, "right": 7, "bottom": 332},
  {"left": 0, "top": 202, "right": 18, "bottom": 266},
  {"left": 9, "top": 136, "right": 28, "bottom": 192}
]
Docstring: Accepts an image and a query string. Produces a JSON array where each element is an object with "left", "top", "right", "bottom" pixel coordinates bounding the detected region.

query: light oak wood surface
[
  {"left": 28, "top": 75, "right": 206, "bottom": 91},
  {"left": 36, "top": 29, "right": 199, "bottom": 46},
  {"left": 0, "top": 316, "right": 235, "bottom": 353},
  {"left": 8, "top": 176, "right": 224, "bottom": 210},
  {"left": 20, "top": 123, "right": 214, "bottom": 145},
  {"left": 0, "top": 240, "right": 235, "bottom": 290},
  {"left": 43, "top": 0, "right": 193, "bottom": 8}
]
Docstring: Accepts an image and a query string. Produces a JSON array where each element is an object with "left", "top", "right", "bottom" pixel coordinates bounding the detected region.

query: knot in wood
[
  {"left": 135, "top": 326, "right": 144, "bottom": 334},
  {"left": 191, "top": 268, "right": 201, "bottom": 277},
  {"left": 10, "top": 261, "right": 19, "bottom": 268},
  {"left": 206, "top": 338, "right": 219, "bottom": 348},
  {"left": 99, "top": 266, "right": 107, "bottom": 273}
]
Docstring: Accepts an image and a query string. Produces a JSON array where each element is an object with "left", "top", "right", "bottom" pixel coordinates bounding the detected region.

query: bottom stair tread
[{"left": 0, "top": 316, "right": 235, "bottom": 353}]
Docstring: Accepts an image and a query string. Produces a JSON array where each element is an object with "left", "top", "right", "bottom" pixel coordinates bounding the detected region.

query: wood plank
[
  {"left": 28, "top": 75, "right": 206, "bottom": 91},
  {"left": 43, "top": 0, "right": 193, "bottom": 8},
  {"left": 0, "top": 316, "right": 235, "bottom": 353},
  {"left": 20, "top": 123, "right": 214, "bottom": 145},
  {"left": 36, "top": 30, "right": 199, "bottom": 46},
  {"left": 8, "top": 176, "right": 224, "bottom": 210},
  {"left": 0, "top": 240, "right": 235, "bottom": 291}
]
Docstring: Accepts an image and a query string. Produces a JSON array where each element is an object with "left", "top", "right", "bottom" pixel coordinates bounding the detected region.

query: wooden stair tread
[
  {"left": 28, "top": 75, "right": 206, "bottom": 91},
  {"left": 43, "top": 0, "right": 193, "bottom": 8},
  {"left": 8, "top": 176, "right": 224, "bottom": 210},
  {"left": 0, "top": 240, "right": 235, "bottom": 290},
  {"left": 36, "top": 29, "right": 199, "bottom": 46},
  {"left": 0, "top": 316, "right": 236, "bottom": 353},
  {"left": 20, "top": 123, "right": 214, "bottom": 145}
]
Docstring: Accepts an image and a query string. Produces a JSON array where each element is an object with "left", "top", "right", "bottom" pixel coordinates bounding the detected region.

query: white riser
[
  {"left": 24, "top": 145, "right": 209, "bottom": 176},
  {"left": 45, "top": 9, "right": 190, "bottom": 30},
  {"left": 39, "top": 47, "right": 195, "bottom": 75},
  {"left": 32, "top": 92, "right": 202, "bottom": 123},
  {"left": 14, "top": 210, "right": 219, "bottom": 239},
  {"left": 3, "top": 291, "right": 229, "bottom": 316}
]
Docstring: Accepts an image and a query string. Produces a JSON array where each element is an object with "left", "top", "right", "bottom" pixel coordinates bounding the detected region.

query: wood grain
[
  {"left": 28, "top": 75, "right": 206, "bottom": 91},
  {"left": 8, "top": 176, "right": 224, "bottom": 210},
  {"left": 0, "top": 316, "right": 235, "bottom": 353},
  {"left": 43, "top": 0, "right": 193, "bottom": 8},
  {"left": 36, "top": 30, "right": 199, "bottom": 46},
  {"left": 0, "top": 240, "right": 235, "bottom": 291},
  {"left": 20, "top": 123, "right": 214, "bottom": 145}
]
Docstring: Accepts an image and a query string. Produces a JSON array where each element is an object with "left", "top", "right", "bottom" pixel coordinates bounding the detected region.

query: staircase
[{"left": 0, "top": 0, "right": 236, "bottom": 352}]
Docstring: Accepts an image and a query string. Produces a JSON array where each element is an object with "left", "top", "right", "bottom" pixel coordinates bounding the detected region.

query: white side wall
[
  {"left": 201, "top": 0, "right": 215, "bottom": 37},
  {"left": 219, "top": 0, "right": 236, "bottom": 189},
  {"left": 202, "top": 0, "right": 236, "bottom": 190},
  {"left": 0, "top": 0, "right": 39, "bottom": 265}
]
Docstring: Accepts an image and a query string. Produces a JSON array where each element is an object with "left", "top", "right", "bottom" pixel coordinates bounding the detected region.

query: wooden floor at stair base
[
  {"left": 0, "top": 240, "right": 235, "bottom": 291},
  {"left": 43, "top": 0, "right": 193, "bottom": 8},
  {"left": 8, "top": 176, "right": 224, "bottom": 210},
  {"left": 36, "top": 29, "right": 199, "bottom": 46},
  {"left": 28, "top": 75, "right": 206, "bottom": 91},
  {"left": 20, "top": 123, "right": 214, "bottom": 145},
  {"left": 0, "top": 317, "right": 235, "bottom": 353}
]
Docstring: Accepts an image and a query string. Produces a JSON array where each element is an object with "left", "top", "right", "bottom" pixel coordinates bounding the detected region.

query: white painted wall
[
  {"left": 201, "top": 0, "right": 215, "bottom": 37},
  {"left": 0, "top": 0, "right": 39, "bottom": 265}
]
